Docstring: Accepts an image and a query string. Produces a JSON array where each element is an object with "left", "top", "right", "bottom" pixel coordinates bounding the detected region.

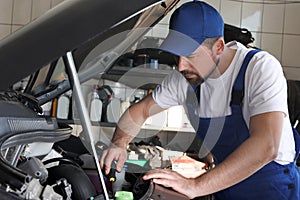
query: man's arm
[
  {"left": 144, "top": 111, "right": 284, "bottom": 198},
  {"left": 100, "top": 94, "right": 166, "bottom": 174}
]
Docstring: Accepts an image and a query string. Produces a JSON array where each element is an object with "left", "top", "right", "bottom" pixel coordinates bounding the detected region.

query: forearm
[
  {"left": 192, "top": 136, "right": 276, "bottom": 197},
  {"left": 191, "top": 112, "right": 283, "bottom": 198},
  {"left": 111, "top": 107, "right": 147, "bottom": 148},
  {"left": 144, "top": 137, "right": 276, "bottom": 199},
  {"left": 101, "top": 95, "right": 160, "bottom": 173},
  {"left": 111, "top": 95, "right": 165, "bottom": 148}
]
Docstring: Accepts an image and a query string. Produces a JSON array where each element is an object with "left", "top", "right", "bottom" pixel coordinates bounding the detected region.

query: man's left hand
[{"left": 143, "top": 169, "right": 198, "bottom": 199}]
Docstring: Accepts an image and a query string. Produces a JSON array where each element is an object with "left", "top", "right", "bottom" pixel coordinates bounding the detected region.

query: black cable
[{"left": 24, "top": 72, "right": 39, "bottom": 94}]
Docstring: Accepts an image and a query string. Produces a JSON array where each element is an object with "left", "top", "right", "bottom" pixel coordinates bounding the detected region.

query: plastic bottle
[
  {"left": 120, "top": 97, "right": 131, "bottom": 116},
  {"left": 89, "top": 85, "right": 102, "bottom": 122},
  {"left": 150, "top": 59, "right": 159, "bottom": 69},
  {"left": 57, "top": 90, "right": 71, "bottom": 119},
  {"left": 106, "top": 96, "right": 121, "bottom": 123}
]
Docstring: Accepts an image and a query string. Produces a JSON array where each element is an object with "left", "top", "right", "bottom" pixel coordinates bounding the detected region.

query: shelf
[
  {"left": 58, "top": 119, "right": 194, "bottom": 132},
  {"left": 57, "top": 119, "right": 117, "bottom": 127},
  {"left": 101, "top": 66, "right": 174, "bottom": 89},
  {"left": 142, "top": 124, "right": 195, "bottom": 133}
]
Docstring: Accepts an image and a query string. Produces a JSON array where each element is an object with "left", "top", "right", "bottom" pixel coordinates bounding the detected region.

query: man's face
[{"left": 178, "top": 45, "right": 218, "bottom": 86}]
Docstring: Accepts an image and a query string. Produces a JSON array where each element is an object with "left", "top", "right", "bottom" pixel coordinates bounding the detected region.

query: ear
[{"left": 214, "top": 38, "right": 225, "bottom": 55}]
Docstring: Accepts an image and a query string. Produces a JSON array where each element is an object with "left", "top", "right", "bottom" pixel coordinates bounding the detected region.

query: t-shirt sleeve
[
  {"left": 152, "top": 71, "right": 188, "bottom": 108},
  {"left": 247, "top": 52, "right": 288, "bottom": 117}
]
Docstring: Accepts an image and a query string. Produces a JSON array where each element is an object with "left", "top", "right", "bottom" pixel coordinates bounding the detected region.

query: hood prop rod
[{"left": 63, "top": 52, "right": 110, "bottom": 200}]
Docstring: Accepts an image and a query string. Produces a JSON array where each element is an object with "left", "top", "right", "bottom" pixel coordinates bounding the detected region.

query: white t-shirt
[{"left": 153, "top": 41, "right": 296, "bottom": 165}]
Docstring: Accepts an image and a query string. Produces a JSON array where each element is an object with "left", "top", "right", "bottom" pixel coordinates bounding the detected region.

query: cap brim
[{"left": 159, "top": 30, "right": 204, "bottom": 56}]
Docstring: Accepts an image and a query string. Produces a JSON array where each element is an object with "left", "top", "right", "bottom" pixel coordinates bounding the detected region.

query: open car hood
[{"left": 0, "top": 0, "right": 179, "bottom": 92}]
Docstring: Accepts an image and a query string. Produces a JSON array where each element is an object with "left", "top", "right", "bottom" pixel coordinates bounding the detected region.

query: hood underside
[{"left": 0, "top": 0, "right": 178, "bottom": 91}]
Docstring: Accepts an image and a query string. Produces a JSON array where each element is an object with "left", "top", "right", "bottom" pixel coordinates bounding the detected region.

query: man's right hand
[{"left": 100, "top": 144, "right": 128, "bottom": 174}]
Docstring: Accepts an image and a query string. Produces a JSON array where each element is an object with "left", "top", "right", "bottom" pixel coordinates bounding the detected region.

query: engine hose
[
  {"left": 0, "top": 135, "right": 32, "bottom": 191},
  {"left": 0, "top": 156, "right": 32, "bottom": 191}
]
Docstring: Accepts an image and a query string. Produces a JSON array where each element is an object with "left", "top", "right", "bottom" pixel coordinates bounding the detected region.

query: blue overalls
[{"left": 192, "top": 50, "right": 300, "bottom": 199}]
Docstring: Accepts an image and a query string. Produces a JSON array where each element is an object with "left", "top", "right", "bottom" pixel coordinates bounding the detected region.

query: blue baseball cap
[{"left": 160, "top": 0, "right": 224, "bottom": 56}]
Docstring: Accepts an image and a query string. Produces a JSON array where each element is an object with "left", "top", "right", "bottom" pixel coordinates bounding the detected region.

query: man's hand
[
  {"left": 143, "top": 169, "right": 198, "bottom": 199},
  {"left": 100, "top": 144, "right": 127, "bottom": 174},
  {"left": 100, "top": 95, "right": 165, "bottom": 174}
]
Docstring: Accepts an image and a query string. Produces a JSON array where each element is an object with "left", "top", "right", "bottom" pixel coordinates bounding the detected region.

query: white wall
[{"left": 0, "top": 0, "right": 63, "bottom": 37}]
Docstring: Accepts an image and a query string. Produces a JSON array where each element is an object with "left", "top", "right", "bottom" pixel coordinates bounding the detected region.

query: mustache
[
  {"left": 180, "top": 70, "right": 204, "bottom": 86},
  {"left": 180, "top": 70, "right": 198, "bottom": 76}
]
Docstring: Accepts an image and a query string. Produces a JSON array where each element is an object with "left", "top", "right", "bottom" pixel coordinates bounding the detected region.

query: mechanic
[{"left": 100, "top": 1, "right": 300, "bottom": 199}]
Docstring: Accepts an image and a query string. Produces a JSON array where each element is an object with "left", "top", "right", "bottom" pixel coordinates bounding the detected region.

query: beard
[{"left": 180, "top": 70, "right": 204, "bottom": 86}]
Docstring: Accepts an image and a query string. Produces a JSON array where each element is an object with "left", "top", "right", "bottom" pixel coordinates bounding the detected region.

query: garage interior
[{"left": 0, "top": 0, "right": 299, "bottom": 199}]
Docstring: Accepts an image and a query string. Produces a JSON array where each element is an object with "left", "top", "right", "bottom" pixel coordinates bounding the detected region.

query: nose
[{"left": 178, "top": 57, "right": 190, "bottom": 72}]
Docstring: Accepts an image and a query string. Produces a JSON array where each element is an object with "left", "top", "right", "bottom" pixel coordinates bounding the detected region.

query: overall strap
[
  {"left": 192, "top": 85, "right": 200, "bottom": 103},
  {"left": 230, "top": 49, "right": 261, "bottom": 106}
]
